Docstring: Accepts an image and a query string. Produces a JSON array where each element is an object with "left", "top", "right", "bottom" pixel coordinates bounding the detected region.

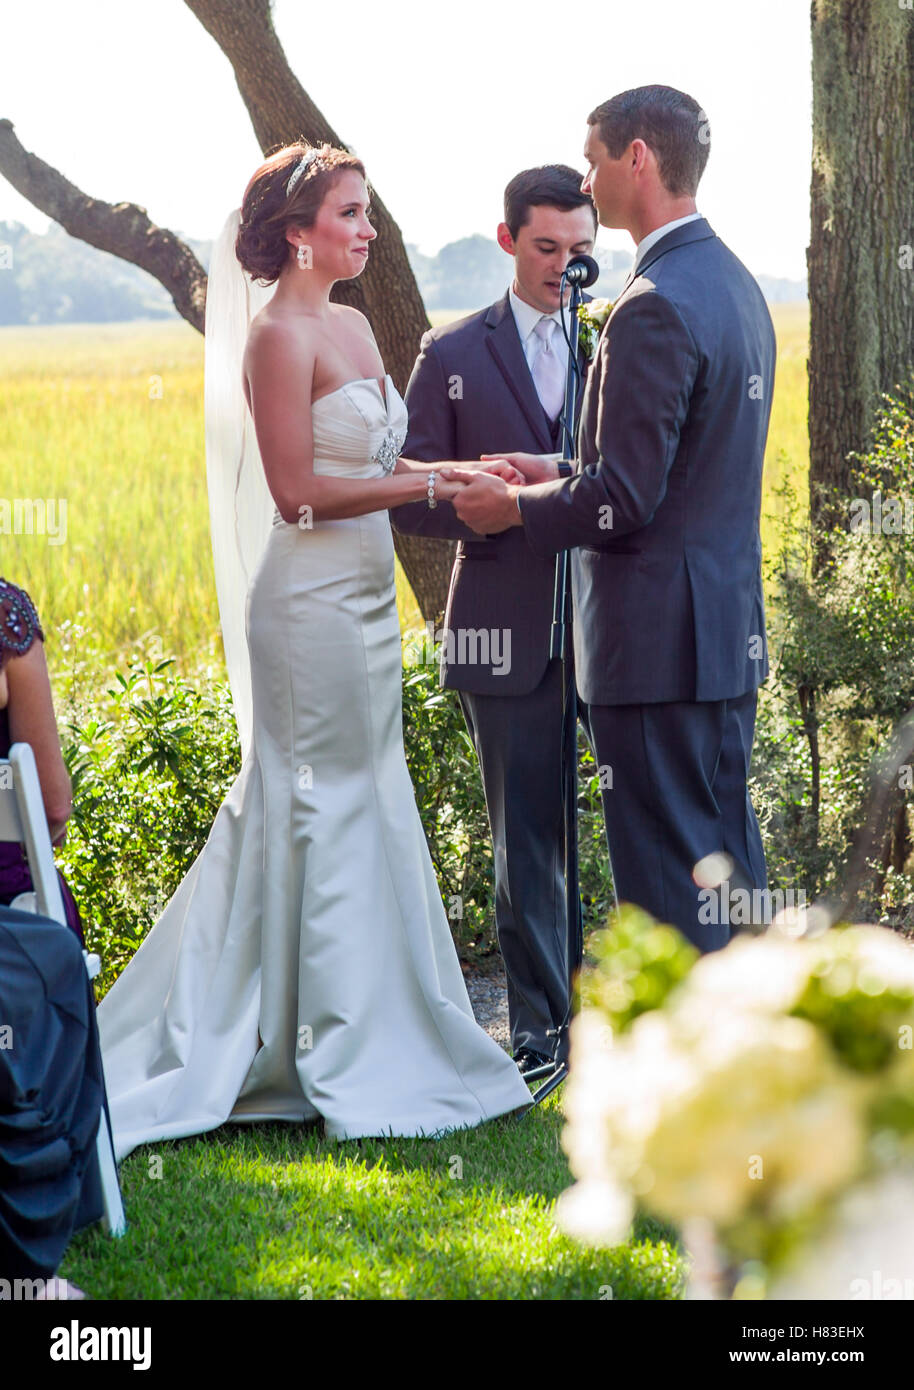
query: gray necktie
[{"left": 531, "top": 317, "right": 565, "bottom": 421}]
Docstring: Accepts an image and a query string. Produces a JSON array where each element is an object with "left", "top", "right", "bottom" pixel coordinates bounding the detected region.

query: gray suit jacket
[
  {"left": 391, "top": 291, "right": 590, "bottom": 695},
  {"left": 518, "top": 219, "right": 776, "bottom": 706}
]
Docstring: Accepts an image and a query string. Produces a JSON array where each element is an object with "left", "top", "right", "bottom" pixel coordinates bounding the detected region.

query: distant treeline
[
  {"left": 0, "top": 221, "right": 807, "bottom": 326},
  {"left": 0, "top": 221, "right": 194, "bottom": 325},
  {"left": 407, "top": 237, "right": 636, "bottom": 309}
]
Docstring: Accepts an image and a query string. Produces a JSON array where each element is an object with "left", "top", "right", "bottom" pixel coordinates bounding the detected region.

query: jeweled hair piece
[{"left": 286, "top": 148, "right": 320, "bottom": 198}]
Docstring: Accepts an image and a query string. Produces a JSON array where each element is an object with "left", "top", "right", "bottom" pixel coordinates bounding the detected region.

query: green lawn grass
[{"left": 61, "top": 1093, "right": 684, "bottom": 1300}]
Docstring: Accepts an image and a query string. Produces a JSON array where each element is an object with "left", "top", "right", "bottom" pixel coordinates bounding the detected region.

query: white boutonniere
[{"left": 577, "top": 298, "right": 613, "bottom": 360}]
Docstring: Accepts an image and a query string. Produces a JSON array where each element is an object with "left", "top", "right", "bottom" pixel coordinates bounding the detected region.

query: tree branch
[
  {"left": 184, "top": 0, "right": 334, "bottom": 156},
  {"left": 0, "top": 0, "right": 451, "bottom": 618},
  {"left": 182, "top": 0, "right": 431, "bottom": 383},
  {"left": 0, "top": 118, "right": 207, "bottom": 332}
]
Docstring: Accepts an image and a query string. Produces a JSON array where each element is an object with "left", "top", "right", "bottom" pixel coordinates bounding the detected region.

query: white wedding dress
[{"left": 97, "top": 373, "right": 531, "bottom": 1160}]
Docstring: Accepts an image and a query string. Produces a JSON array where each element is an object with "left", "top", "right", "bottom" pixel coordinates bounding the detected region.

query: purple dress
[{"left": 0, "top": 579, "right": 84, "bottom": 944}]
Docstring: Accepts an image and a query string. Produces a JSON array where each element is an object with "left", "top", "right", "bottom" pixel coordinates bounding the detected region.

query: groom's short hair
[
  {"left": 503, "top": 165, "right": 597, "bottom": 240},
  {"left": 588, "top": 86, "right": 710, "bottom": 196}
]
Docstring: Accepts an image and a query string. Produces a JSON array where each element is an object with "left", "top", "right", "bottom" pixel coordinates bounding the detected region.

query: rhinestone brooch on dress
[{"left": 373, "top": 428, "right": 404, "bottom": 476}]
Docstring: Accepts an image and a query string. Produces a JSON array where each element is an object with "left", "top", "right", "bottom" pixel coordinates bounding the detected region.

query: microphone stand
[{"left": 525, "top": 263, "right": 590, "bottom": 1104}]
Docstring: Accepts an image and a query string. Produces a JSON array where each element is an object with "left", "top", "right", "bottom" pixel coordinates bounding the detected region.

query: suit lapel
[
  {"left": 617, "top": 263, "right": 638, "bottom": 297},
  {"left": 484, "top": 293, "right": 555, "bottom": 454},
  {"left": 599, "top": 219, "right": 717, "bottom": 376},
  {"left": 571, "top": 221, "right": 717, "bottom": 475}
]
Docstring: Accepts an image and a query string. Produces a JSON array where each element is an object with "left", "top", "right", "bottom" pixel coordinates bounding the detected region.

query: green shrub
[
  {"left": 57, "top": 642, "right": 240, "bottom": 994},
  {"left": 399, "top": 653, "right": 496, "bottom": 960},
  {"left": 755, "top": 386, "right": 914, "bottom": 917}
]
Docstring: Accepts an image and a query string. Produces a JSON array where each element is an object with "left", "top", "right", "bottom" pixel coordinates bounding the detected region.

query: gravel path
[{"left": 463, "top": 968, "right": 510, "bottom": 1051}]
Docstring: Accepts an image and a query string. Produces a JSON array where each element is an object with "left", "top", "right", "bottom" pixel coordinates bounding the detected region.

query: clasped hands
[{"left": 433, "top": 452, "right": 558, "bottom": 534}]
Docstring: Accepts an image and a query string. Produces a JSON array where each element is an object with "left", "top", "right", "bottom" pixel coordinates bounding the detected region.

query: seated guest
[
  {"left": 0, "top": 579, "right": 84, "bottom": 942},
  {"left": 0, "top": 902, "right": 101, "bottom": 1294}
]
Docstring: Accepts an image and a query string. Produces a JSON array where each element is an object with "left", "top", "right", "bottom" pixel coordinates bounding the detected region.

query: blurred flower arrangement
[{"left": 557, "top": 906, "right": 914, "bottom": 1297}]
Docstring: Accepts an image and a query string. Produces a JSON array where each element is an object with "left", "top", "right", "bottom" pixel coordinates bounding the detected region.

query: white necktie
[{"left": 531, "top": 317, "right": 565, "bottom": 421}]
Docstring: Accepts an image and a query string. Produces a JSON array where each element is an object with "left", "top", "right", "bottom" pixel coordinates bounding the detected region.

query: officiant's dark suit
[
  {"left": 517, "top": 217, "right": 776, "bottom": 952},
  {"left": 391, "top": 284, "right": 591, "bottom": 1063}
]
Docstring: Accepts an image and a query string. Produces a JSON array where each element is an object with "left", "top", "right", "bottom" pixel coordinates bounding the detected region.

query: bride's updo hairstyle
[{"left": 235, "top": 141, "right": 368, "bottom": 285}]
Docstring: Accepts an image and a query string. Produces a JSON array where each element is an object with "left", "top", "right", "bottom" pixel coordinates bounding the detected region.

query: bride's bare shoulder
[
  {"left": 247, "top": 301, "right": 299, "bottom": 342},
  {"left": 243, "top": 310, "right": 316, "bottom": 411},
  {"left": 245, "top": 306, "right": 314, "bottom": 367},
  {"left": 329, "top": 302, "right": 373, "bottom": 338}
]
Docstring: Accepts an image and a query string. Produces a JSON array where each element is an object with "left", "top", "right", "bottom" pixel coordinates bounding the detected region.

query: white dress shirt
[
  {"left": 632, "top": 211, "right": 702, "bottom": 275},
  {"left": 508, "top": 284, "right": 571, "bottom": 381}
]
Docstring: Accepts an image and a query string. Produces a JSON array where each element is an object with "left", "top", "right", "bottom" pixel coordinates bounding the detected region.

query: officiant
[{"left": 391, "top": 165, "right": 597, "bottom": 1075}]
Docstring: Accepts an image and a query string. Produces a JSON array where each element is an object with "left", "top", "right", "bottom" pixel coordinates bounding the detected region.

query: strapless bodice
[{"left": 309, "top": 373, "right": 408, "bottom": 480}]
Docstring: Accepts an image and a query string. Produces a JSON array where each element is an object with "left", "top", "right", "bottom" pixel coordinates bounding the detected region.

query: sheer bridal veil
[{"left": 204, "top": 208, "right": 277, "bottom": 762}]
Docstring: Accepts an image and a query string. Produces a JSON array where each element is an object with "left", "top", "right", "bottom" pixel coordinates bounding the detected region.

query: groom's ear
[
  {"left": 629, "top": 139, "right": 652, "bottom": 176},
  {"left": 496, "top": 222, "right": 516, "bottom": 256}
]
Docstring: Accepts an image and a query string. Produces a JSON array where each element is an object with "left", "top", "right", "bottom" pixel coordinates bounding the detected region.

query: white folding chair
[{"left": 0, "top": 741, "right": 126, "bottom": 1237}]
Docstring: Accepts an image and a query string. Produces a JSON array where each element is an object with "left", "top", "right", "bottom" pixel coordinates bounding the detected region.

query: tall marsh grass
[{"left": 0, "top": 305, "right": 809, "bottom": 685}]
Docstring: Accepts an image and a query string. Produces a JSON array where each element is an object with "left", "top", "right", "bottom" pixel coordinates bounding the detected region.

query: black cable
[{"left": 556, "top": 268, "right": 584, "bottom": 457}]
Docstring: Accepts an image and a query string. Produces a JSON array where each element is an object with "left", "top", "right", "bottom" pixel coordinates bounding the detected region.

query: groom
[{"left": 447, "top": 85, "right": 777, "bottom": 953}]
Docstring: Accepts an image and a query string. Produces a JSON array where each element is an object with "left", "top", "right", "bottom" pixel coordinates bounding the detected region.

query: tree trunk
[
  {"left": 891, "top": 797, "right": 910, "bottom": 875},
  {"left": 0, "top": 0, "right": 454, "bottom": 619},
  {"left": 184, "top": 0, "right": 425, "bottom": 383},
  {"left": 808, "top": 0, "right": 914, "bottom": 533}
]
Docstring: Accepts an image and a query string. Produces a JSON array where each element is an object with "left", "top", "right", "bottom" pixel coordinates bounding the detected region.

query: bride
[{"left": 96, "top": 142, "right": 532, "bottom": 1159}]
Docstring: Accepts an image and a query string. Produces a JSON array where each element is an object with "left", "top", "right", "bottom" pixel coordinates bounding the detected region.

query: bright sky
[{"left": 0, "top": 0, "right": 811, "bottom": 279}]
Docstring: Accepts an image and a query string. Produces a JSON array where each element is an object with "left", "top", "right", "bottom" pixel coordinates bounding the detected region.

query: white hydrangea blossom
[{"left": 557, "top": 924, "right": 914, "bottom": 1257}]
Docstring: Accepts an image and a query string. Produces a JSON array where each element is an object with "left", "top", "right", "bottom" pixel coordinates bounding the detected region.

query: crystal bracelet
[{"left": 427, "top": 471, "right": 438, "bottom": 509}]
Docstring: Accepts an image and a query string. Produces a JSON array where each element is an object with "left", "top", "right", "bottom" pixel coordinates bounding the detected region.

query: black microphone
[{"left": 561, "top": 254, "right": 600, "bottom": 288}]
